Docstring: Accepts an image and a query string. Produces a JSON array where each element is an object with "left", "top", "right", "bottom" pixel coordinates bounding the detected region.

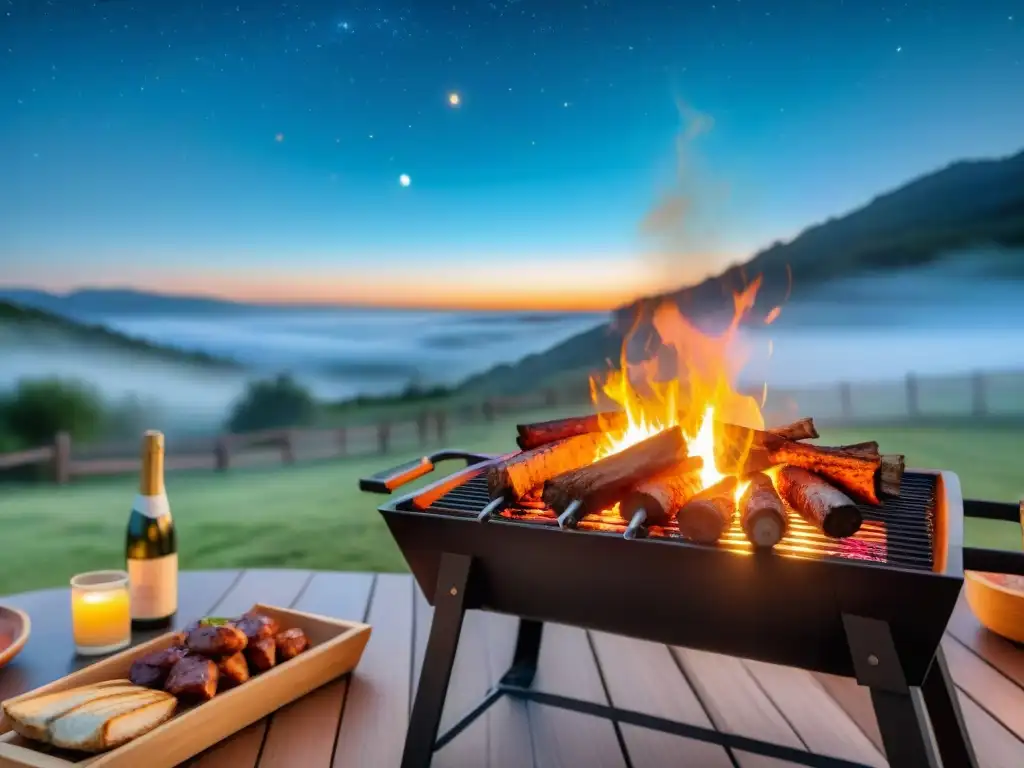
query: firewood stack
[{"left": 483, "top": 412, "right": 906, "bottom": 549}]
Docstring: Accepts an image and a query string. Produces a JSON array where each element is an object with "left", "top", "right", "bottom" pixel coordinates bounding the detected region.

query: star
[
  {"left": 399, "top": 174, "right": 411, "bottom": 187},
  {"left": 896, "top": 46, "right": 902, "bottom": 53},
  {"left": 448, "top": 92, "right": 461, "bottom": 107},
  {"left": 274, "top": 132, "right": 284, "bottom": 142}
]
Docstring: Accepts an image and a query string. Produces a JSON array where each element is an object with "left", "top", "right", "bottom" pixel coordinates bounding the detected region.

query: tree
[
  {"left": 0, "top": 377, "right": 107, "bottom": 448},
  {"left": 226, "top": 374, "right": 317, "bottom": 434}
]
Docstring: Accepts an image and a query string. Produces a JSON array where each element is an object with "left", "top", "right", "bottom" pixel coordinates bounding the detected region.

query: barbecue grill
[{"left": 360, "top": 449, "right": 1024, "bottom": 768}]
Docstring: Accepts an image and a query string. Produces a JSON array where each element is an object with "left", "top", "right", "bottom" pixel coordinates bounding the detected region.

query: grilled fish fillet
[
  {"left": 48, "top": 690, "right": 177, "bottom": 752},
  {"left": 2, "top": 683, "right": 142, "bottom": 742}
]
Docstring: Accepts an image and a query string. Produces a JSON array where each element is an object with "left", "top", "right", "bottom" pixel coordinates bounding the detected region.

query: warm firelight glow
[{"left": 590, "top": 276, "right": 769, "bottom": 501}]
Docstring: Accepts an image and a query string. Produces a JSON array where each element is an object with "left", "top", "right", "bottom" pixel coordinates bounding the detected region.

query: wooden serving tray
[{"left": 0, "top": 603, "right": 371, "bottom": 768}]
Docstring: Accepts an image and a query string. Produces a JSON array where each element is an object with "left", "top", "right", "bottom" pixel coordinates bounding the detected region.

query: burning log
[
  {"left": 748, "top": 438, "right": 882, "bottom": 506},
  {"left": 484, "top": 433, "right": 605, "bottom": 521},
  {"left": 516, "top": 412, "right": 626, "bottom": 450},
  {"left": 738, "top": 472, "right": 787, "bottom": 549},
  {"left": 618, "top": 464, "right": 703, "bottom": 540},
  {"left": 879, "top": 454, "right": 905, "bottom": 497},
  {"left": 541, "top": 427, "right": 692, "bottom": 528},
  {"left": 676, "top": 476, "right": 739, "bottom": 544},
  {"left": 517, "top": 413, "right": 818, "bottom": 451},
  {"left": 776, "top": 466, "right": 863, "bottom": 539}
]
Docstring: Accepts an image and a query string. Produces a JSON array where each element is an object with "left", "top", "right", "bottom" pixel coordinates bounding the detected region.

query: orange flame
[{"left": 590, "top": 277, "right": 769, "bottom": 496}]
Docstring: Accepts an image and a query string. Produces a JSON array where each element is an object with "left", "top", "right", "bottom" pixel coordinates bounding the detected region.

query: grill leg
[
  {"left": 500, "top": 618, "right": 543, "bottom": 687},
  {"left": 921, "top": 645, "right": 980, "bottom": 767},
  {"left": 843, "top": 614, "right": 941, "bottom": 768},
  {"left": 401, "top": 553, "right": 473, "bottom": 768}
]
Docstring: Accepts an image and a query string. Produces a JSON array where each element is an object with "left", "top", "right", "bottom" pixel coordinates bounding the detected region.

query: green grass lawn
[{"left": 0, "top": 412, "right": 1021, "bottom": 596}]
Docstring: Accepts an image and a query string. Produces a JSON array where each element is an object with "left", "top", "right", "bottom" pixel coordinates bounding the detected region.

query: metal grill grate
[{"left": 417, "top": 471, "right": 938, "bottom": 571}]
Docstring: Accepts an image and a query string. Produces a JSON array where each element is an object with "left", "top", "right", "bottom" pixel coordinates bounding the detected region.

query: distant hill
[
  {"left": 0, "top": 288, "right": 256, "bottom": 318},
  {"left": 0, "top": 300, "right": 240, "bottom": 369},
  {"left": 461, "top": 147, "right": 1024, "bottom": 396}
]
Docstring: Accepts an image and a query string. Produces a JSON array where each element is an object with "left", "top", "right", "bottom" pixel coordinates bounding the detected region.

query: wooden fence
[{"left": 0, "top": 369, "right": 1022, "bottom": 485}]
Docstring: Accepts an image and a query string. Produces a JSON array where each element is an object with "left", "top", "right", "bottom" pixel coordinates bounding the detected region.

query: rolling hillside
[
  {"left": 0, "top": 300, "right": 239, "bottom": 369},
  {"left": 461, "top": 147, "right": 1024, "bottom": 396}
]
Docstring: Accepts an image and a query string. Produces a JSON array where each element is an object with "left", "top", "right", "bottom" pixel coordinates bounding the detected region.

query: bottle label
[
  {"left": 132, "top": 493, "right": 170, "bottom": 519},
  {"left": 128, "top": 553, "right": 178, "bottom": 620}
]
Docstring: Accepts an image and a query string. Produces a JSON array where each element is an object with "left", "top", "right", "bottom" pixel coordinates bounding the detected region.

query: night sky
[{"left": 2, "top": 0, "right": 1022, "bottom": 310}]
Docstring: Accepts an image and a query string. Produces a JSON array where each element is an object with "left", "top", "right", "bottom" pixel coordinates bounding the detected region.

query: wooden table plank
[
  {"left": 811, "top": 672, "right": 884, "bottom": 753},
  {"left": 410, "top": 587, "right": 490, "bottom": 767},
  {"left": 943, "top": 635, "right": 1024, "bottom": 742},
  {"left": 673, "top": 647, "right": 806, "bottom": 767},
  {"left": 743, "top": 660, "right": 887, "bottom": 767},
  {"left": 0, "top": 570, "right": 241, "bottom": 701},
  {"left": 529, "top": 623, "right": 627, "bottom": 768},
  {"left": 332, "top": 573, "right": 413, "bottom": 767},
  {"left": 590, "top": 632, "right": 732, "bottom": 767},
  {"left": 188, "top": 569, "right": 316, "bottom": 768},
  {"left": 480, "top": 611, "right": 535, "bottom": 768},
  {"left": 258, "top": 572, "right": 376, "bottom": 768},
  {"left": 947, "top": 593, "right": 1024, "bottom": 689}
]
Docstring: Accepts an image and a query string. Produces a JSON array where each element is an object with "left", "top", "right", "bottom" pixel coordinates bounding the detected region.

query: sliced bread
[
  {"left": 48, "top": 690, "right": 177, "bottom": 752},
  {"left": 3, "top": 683, "right": 143, "bottom": 742}
]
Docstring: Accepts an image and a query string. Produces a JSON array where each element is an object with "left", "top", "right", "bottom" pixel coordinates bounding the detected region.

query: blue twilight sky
[{"left": 1, "top": 0, "right": 1022, "bottom": 309}]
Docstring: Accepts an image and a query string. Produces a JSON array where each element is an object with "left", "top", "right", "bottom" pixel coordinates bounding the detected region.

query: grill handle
[
  {"left": 358, "top": 449, "right": 494, "bottom": 494},
  {"left": 961, "top": 498, "right": 1024, "bottom": 576}
]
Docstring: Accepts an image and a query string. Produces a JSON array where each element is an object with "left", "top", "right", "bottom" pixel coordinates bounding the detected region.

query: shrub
[
  {"left": 0, "top": 377, "right": 107, "bottom": 448},
  {"left": 226, "top": 373, "right": 317, "bottom": 434}
]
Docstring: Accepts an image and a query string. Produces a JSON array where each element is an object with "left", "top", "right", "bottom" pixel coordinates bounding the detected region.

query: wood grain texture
[
  {"left": 590, "top": 632, "right": 733, "bottom": 766},
  {"left": 479, "top": 612, "right": 534, "bottom": 768},
  {"left": 257, "top": 572, "right": 375, "bottom": 768},
  {"left": 947, "top": 592, "right": 1024, "bottom": 689},
  {"left": 331, "top": 574, "right": 413, "bottom": 768}
]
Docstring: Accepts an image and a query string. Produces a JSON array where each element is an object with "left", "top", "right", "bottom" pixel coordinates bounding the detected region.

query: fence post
[
  {"left": 378, "top": 422, "right": 391, "bottom": 454},
  {"left": 53, "top": 431, "right": 71, "bottom": 485},
  {"left": 336, "top": 426, "right": 347, "bottom": 457},
  {"left": 280, "top": 430, "right": 296, "bottom": 465},
  {"left": 838, "top": 382, "right": 853, "bottom": 422},
  {"left": 482, "top": 399, "right": 496, "bottom": 422},
  {"left": 971, "top": 371, "right": 987, "bottom": 417},
  {"left": 905, "top": 373, "right": 920, "bottom": 420},
  {"left": 214, "top": 436, "right": 231, "bottom": 472},
  {"left": 435, "top": 411, "right": 448, "bottom": 444},
  {"left": 416, "top": 411, "right": 429, "bottom": 447}
]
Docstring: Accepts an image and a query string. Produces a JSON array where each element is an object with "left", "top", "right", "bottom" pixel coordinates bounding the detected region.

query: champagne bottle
[{"left": 126, "top": 430, "right": 178, "bottom": 630}]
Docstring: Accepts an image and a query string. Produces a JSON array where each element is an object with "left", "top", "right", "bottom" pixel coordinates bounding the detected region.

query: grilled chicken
[
  {"left": 275, "top": 628, "right": 310, "bottom": 661},
  {"left": 185, "top": 624, "right": 247, "bottom": 657},
  {"left": 129, "top": 646, "right": 188, "bottom": 689},
  {"left": 234, "top": 612, "right": 280, "bottom": 642},
  {"left": 216, "top": 652, "right": 251, "bottom": 689},
  {"left": 246, "top": 636, "right": 277, "bottom": 672},
  {"left": 165, "top": 655, "right": 219, "bottom": 701}
]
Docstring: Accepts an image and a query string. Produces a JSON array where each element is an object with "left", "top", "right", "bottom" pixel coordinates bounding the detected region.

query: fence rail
[{"left": 1, "top": 369, "right": 1022, "bottom": 485}]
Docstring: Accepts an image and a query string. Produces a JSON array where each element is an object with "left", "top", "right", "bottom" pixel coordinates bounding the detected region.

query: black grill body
[{"left": 360, "top": 449, "right": 1022, "bottom": 768}]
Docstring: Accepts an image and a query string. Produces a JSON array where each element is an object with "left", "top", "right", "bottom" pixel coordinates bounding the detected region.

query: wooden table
[{"left": 1, "top": 569, "right": 1023, "bottom": 767}]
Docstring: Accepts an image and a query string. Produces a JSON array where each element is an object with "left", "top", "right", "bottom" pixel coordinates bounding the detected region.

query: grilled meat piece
[
  {"left": 246, "top": 636, "right": 277, "bottom": 673},
  {"left": 234, "top": 612, "right": 280, "bottom": 643},
  {"left": 185, "top": 624, "right": 247, "bottom": 657},
  {"left": 165, "top": 655, "right": 219, "bottom": 701},
  {"left": 129, "top": 646, "right": 188, "bottom": 689},
  {"left": 274, "top": 628, "right": 310, "bottom": 661},
  {"left": 216, "top": 652, "right": 251, "bottom": 689}
]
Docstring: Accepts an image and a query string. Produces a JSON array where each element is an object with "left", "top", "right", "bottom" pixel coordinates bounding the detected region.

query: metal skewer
[
  {"left": 557, "top": 499, "right": 584, "bottom": 529},
  {"left": 477, "top": 496, "right": 507, "bottom": 523},
  {"left": 623, "top": 508, "right": 648, "bottom": 540}
]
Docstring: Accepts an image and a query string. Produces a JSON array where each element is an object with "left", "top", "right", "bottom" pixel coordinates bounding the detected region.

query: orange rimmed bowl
[
  {"left": 965, "top": 571, "right": 1024, "bottom": 645},
  {"left": 0, "top": 604, "right": 31, "bottom": 669}
]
